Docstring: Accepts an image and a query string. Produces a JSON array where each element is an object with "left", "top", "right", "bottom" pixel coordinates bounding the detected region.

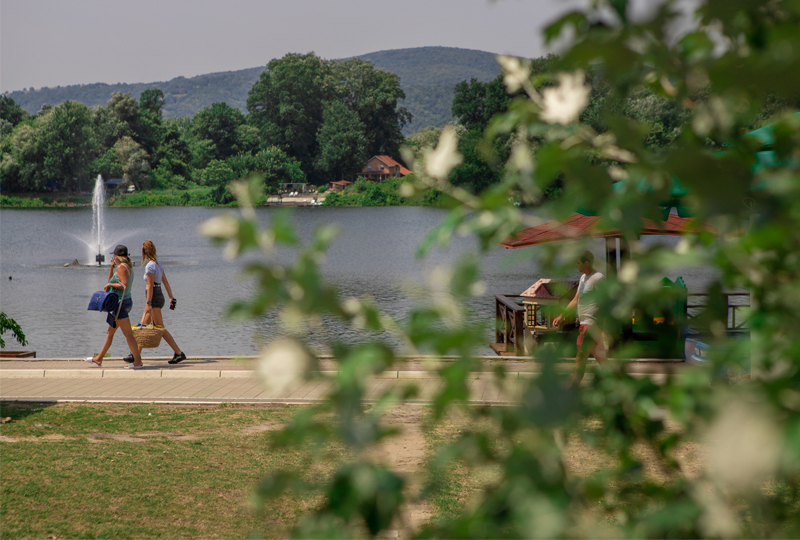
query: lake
[{"left": 0, "top": 206, "right": 714, "bottom": 358}]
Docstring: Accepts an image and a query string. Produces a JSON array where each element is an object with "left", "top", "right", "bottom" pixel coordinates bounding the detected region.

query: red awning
[{"left": 500, "top": 213, "right": 700, "bottom": 249}]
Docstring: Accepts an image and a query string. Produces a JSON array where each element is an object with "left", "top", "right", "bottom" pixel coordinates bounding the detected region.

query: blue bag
[{"left": 87, "top": 291, "right": 119, "bottom": 313}]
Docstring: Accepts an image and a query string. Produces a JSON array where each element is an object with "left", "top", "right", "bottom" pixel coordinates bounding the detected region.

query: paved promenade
[{"left": 0, "top": 356, "right": 689, "bottom": 405}]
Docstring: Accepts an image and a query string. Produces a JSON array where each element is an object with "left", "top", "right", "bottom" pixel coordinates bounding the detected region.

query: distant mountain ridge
[{"left": 4, "top": 46, "right": 500, "bottom": 133}]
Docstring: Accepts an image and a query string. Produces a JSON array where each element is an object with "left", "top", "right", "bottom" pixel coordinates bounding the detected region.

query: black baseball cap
[{"left": 110, "top": 245, "right": 129, "bottom": 257}]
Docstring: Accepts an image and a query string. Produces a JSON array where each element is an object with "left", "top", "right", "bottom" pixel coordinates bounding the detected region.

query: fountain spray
[{"left": 92, "top": 175, "right": 105, "bottom": 266}]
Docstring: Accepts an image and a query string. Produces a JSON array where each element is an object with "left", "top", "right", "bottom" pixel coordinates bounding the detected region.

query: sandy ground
[{"left": 371, "top": 405, "right": 434, "bottom": 538}]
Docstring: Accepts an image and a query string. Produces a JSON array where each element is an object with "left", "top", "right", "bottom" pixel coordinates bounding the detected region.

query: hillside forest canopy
[{"left": 2, "top": 49, "right": 795, "bottom": 204}]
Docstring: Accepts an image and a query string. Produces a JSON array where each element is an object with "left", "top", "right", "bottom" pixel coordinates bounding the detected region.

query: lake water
[{"left": 0, "top": 206, "right": 715, "bottom": 358}]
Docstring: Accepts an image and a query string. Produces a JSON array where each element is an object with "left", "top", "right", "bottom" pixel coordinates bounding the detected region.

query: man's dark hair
[{"left": 579, "top": 250, "right": 594, "bottom": 265}]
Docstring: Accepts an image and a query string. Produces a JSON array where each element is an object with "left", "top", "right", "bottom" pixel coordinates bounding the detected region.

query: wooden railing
[
  {"left": 687, "top": 293, "right": 751, "bottom": 329},
  {"left": 495, "top": 295, "right": 526, "bottom": 355}
]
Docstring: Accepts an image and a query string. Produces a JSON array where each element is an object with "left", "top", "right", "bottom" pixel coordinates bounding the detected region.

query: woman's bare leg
[
  {"left": 94, "top": 325, "right": 118, "bottom": 365},
  {"left": 151, "top": 308, "right": 181, "bottom": 354},
  {"left": 118, "top": 321, "right": 143, "bottom": 366}
]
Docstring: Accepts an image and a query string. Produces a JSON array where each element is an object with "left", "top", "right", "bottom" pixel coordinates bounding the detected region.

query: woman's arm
[
  {"left": 161, "top": 269, "right": 174, "bottom": 300},
  {"left": 145, "top": 272, "right": 154, "bottom": 312}
]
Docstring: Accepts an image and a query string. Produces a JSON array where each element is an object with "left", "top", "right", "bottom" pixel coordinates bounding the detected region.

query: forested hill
[{"left": 4, "top": 46, "right": 500, "bottom": 133}]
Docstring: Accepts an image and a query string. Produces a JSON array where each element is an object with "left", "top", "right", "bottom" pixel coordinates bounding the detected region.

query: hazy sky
[{"left": 0, "top": 0, "right": 580, "bottom": 93}]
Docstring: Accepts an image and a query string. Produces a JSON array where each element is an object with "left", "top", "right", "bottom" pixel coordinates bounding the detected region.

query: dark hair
[{"left": 579, "top": 250, "right": 594, "bottom": 265}]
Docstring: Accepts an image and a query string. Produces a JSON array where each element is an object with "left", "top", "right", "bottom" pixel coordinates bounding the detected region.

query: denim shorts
[{"left": 107, "top": 298, "right": 133, "bottom": 328}]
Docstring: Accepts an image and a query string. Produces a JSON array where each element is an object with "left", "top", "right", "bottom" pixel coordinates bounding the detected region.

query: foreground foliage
[{"left": 203, "top": 0, "right": 800, "bottom": 537}]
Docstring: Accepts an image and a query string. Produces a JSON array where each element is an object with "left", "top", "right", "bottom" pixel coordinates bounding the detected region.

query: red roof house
[{"left": 361, "top": 156, "right": 411, "bottom": 182}]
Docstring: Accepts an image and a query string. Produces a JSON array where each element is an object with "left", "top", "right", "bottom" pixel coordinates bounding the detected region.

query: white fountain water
[{"left": 91, "top": 174, "right": 106, "bottom": 265}]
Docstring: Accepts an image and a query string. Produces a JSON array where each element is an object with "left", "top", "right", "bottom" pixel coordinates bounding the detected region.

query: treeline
[
  {"left": 5, "top": 50, "right": 789, "bottom": 207},
  {"left": 0, "top": 53, "right": 410, "bottom": 198}
]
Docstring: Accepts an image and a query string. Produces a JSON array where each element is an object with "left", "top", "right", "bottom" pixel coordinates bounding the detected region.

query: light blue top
[{"left": 144, "top": 260, "right": 163, "bottom": 285}]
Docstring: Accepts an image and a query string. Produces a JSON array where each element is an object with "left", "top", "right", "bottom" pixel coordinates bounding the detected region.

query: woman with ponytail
[{"left": 126, "top": 240, "right": 186, "bottom": 365}]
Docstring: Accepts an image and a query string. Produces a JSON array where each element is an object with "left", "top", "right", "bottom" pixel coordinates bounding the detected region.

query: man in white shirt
[{"left": 553, "top": 251, "right": 608, "bottom": 387}]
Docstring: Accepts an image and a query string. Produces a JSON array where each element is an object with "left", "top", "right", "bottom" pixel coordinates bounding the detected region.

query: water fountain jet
[{"left": 91, "top": 175, "right": 105, "bottom": 266}]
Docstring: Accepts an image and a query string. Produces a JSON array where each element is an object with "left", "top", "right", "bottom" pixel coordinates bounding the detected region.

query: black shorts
[{"left": 149, "top": 284, "right": 166, "bottom": 309}]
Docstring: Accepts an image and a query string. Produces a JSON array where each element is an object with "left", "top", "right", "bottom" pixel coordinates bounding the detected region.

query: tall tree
[
  {"left": 0, "top": 96, "right": 29, "bottom": 128},
  {"left": 38, "top": 101, "right": 97, "bottom": 192},
  {"left": 193, "top": 102, "right": 245, "bottom": 161},
  {"left": 315, "top": 100, "right": 368, "bottom": 182},
  {"left": 451, "top": 75, "right": 510, "bottom": 131},
  {"left": 247, "top": 52, "right": 336, "bottom": 174},
  {"left": 333, "top": 58, "right": 411, "bottom": 158}
]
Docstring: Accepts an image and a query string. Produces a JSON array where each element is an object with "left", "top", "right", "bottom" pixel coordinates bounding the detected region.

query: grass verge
[{"left": 0, "top": 402, "right": 346, "bottom": 539}]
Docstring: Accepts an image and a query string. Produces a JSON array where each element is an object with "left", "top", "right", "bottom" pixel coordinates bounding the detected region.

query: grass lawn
[{"left": 0, "top": 402, "right": 345, "bottom": 539}]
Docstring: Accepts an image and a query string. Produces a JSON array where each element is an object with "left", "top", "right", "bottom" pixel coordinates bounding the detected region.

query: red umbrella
[{"left": 499, "top": 213, "right": 700, "bottom": 249}]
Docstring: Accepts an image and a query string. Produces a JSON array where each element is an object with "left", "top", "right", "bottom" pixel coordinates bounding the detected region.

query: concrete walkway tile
[
  {"left": 103, "top": 369, "right": 163, "bottom": 378},
  {"left": 154, "top": 380, "right": 196, "bottom": 399},
  {"left": 472, "top": 379, "right": 491, "bottom": 402},
  {"left": 53, "top": 379, "right": 101, "bottom": 397},
  {"left": 220, "top": 371, "right": 254, "bottom": 379},
  {"left": 481, "top": 379, "right": 503, "bottom": 403},
  {"left": 95, "top": 380, "right": 134, "bottom": 398},
  {"left": 302, "top": 380, "right": 333, "bottom": 400},
  {"left": 172, "top": 380, "right": 216, "bottom": 399},
  {"left": 213, "top": 380, "right": 254, "bottom": 399},
  {"left": 317, "top": 371, "right": 338, "bottom": 378},
  {"left": 0, "top": 369, "right": 45, "bottom": 379},
  {"left": 189, "top": 381, "right": 234, "bottom": 399},
  {"left": 285, "top": 380, "right": 324, "bottom": 400},
  {"left": 365, "top": 378, "right": 396, "bottom": 400},
  {"left": 45, "top": 369, "right": 105, "bottom": 378},
  {"left": 161, "top": 370, "right": 220, "bottom": 379},
  {"left": 135, "top": 381, "right": 176, "bottom": 399},
  {"left": 397, "top": 371, "right": 430, "bottom": 379},
  {"left": 220, "top": 381, "right": 264, "bottom": 400},
  {"left": 374, "top": 371, "right": 399, "bottom": 379},
  {"left": 273, "top": 380, "right": 310, "bottom": 399}
]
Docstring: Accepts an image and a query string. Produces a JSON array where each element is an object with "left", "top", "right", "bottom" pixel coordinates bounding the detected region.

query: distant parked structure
[
  {"left": 104, "top": 178, "right": 127, "bottom": 194},
  {"left": 279, "top": 183, "right": 309, "bottom": 194},
  {"left": 328, "top": 180, "right": 353, "bottom": 192},
  {"left": 361, "top": 156, "right": 411, "bottom": 182}
]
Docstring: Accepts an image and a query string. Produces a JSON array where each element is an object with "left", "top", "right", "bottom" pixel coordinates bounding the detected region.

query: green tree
[
  {"left": 37, "top": 101, "right": 97, "bottom": 192},
  {"left": 113, "top": 136, "right": 150, "bottom": 190},
  {"left": 0, "top": 313, "right": 27, "bottom": 348},
  {"left": 247, "top": 52, "right": 336, "bottom": 174},
  {"left": 193, "top": 102, "right": 245, "bottom": 161},
  {"left": 333, "top": 58, "right": 411, "bottom": 157},
  {"left": 315, "top": 100, "right": 368, "bottom": 182},
  {"left": 139, "top": 88, "right": 165, "bottom": 118},
  {"left": 451, "top": 75, "right": 510, "bottom": 132},
  {"left": 0, "top": 96, "right": 29, "bottom": 128}
]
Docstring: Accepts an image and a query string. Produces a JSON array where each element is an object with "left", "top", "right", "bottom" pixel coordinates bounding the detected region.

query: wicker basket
[{"left": 131, "top": 324, "right": 165, "bottom": 348}]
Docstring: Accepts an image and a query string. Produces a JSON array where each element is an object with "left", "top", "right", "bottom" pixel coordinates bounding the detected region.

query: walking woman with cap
[
  {"left": 125, "top": 240, "right": 186, "bottom": 364},
  {"left": 85, "top": 245, "right": 144, "bottom": 369}
]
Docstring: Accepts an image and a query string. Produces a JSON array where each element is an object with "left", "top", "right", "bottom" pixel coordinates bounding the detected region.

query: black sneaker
[
  {"left": 122, "top": 353, "right": 134, "bottom": 363},
  {"left": 168, "top": 351, "right": 186, "bottom": 364}
]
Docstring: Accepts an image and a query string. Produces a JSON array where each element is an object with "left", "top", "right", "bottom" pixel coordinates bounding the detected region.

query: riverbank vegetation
[
  {"left": 1, "top": 53, "right": 409, "bottom": 200},
  {"left": 2, "top": 46, "right": 794, "bottom": 209}
]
